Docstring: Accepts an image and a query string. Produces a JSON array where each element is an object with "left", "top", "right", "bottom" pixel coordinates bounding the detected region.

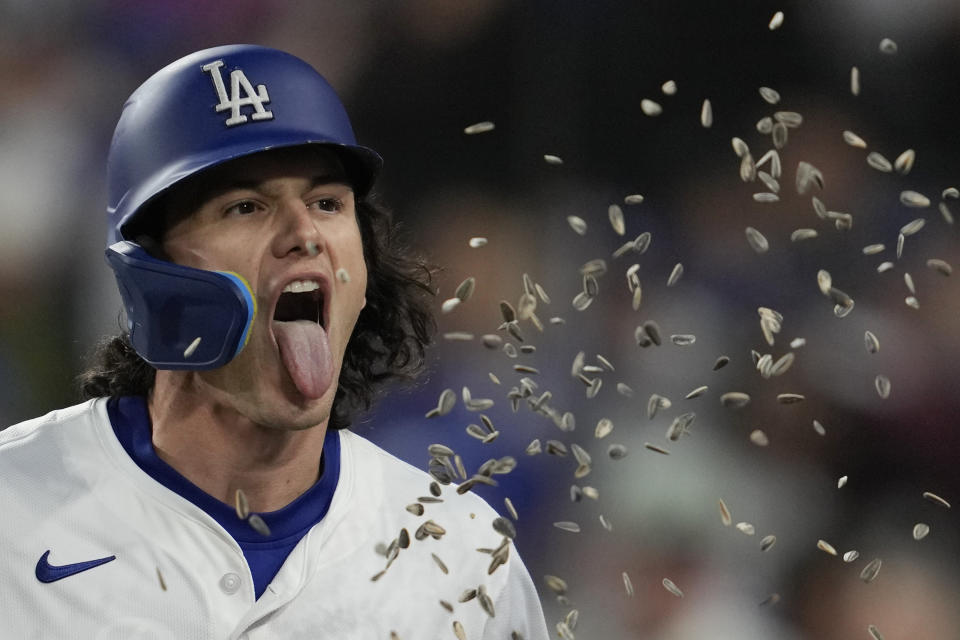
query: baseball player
[{"left": 0, "top": 45, "right": 548, "bottom": 639}]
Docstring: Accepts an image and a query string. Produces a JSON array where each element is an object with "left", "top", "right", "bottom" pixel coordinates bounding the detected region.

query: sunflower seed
[
  {"left": 644, "top": 442, "right": 671, "bottom": 455},
  {"left": 758, "top": 170, "right": 780, "bottom": 193},
  {"left": 843, "top": 550, "right": 859, "bottom": 563},
  {"left": 850, "top": 66, "right": 860, "bottom": 95},
  {"left": 608, "top": 444, "right": 629, "bottom": 460},
  {"left": 756, "top": 116, "right": 773, "bottom": 134},
  {"left": 817, "top": 539, "right": 837, "bottom": 556},
  {"left": 759, "top": 593, "right": 781, "bottom": 607},
  {"left": 713, "top": 355, "right": 730, "bottom": 370},
  {"left": 901, "top": 218, "right": 926, "bottom": 237},
  {"left": 644, "top": 320, "right": 663, "bottom": 345},
  {"left": 597, "top": 514, "right": 612, "bottom": 531},
  {"left": 544, "top": 154, "right": 563, "bottom": 165},
  {"left": 624, "top": 194, "right": 646, "bottom": 206},
  {"left": 777, "top": 393, "right": 805, "bottom": 404},
  {"left": 842, "top": 130, "right": 868, "bottom": 148},
  {"left": 608, "top": 204, "right": 626, "bottom": 236},
  {"left": 718, "top": 499, "right": 732, "bottom": 526},
  {"left": 406, "top": 503, "right": 425, "bottom": 516},
  {"left": 759, "top": 86, "right": 781, "bottom": 104},
  {"left": 894, "top": 149, "right": 916, "bottom": 174},
  {"left": 671, "top": 334, "right": 696, "bottom": 346},
  {"left": 750, "top": 430, "right": 770, "bottom": 447},
  {"left": 554, "top": 521, "right": 581, "bottom": 533},
  {"left": 740, "top": 153, "right": 757, "bottom": 182},
  {"left": 758, "top": 149, "right": 782, "bottom": 177},
  {"left": 811, "top": 195, "right": 827, "bottom": 219},
  {"left": 248, "top": 514, "right": 271, "bottom": 537},
  {"left": 443, "top": 332, "right": 474, "bottom": 342},
  {"left": 875, "top": 375, "right": 891, "bottom": 399},
  {"left": 662, "top": 578, "right": 684, "bottom": 598},
  {"left": 868, "top": 624, "right": 884, "bottom": 640},
  {"left": 468, "top": 237, "right": 487, "bottom": 248},
  {"left": 861, "top": 331, "right": 880, "bottom": 356},
  {"left": 667, "top": 263, "right": 684, "bottom": 287},
  {"left": 700, "top": 99, "right": 713, "bottom": 128},
  {"left": 772, "top": 122, "right": 788, "bottom": 149},
  {"left": 616, "top": 382, "right": 634, "bottom": 397},
  {"left": 619, "top": 571, "right": 634, "bottom": 596},
  {"left": 737, "top": 522, "right": 756, "bottom": 536},
  {"left": 686, "top": 385, "right": 708, "bottom": 399},
  {"left": 183, "top": 337, "right": 201, "bottom": 358},
  {"left": 595, "top": 418, "right": 614, "bottom": 439},
  {"left": 790, "top": 228, "right": 818, "bottom": 242},
  {"left": 454, "top": 277, "right": 476, "bottom": 302},
  {"left": 466, "top": 424, "right": 488, "bottom": 440},
  {"left": 647, "top": 393, "right": 671, "bottom": 418},
  {"left": 768, "top": 10, "right": 784, "bottom": 30},
  {"left": 790, "top": 337, "right": 806, "bottom": 349},
  {"left": 732, "top": 137, "right": 750, "bottom": 157},
  {"left": 453, "top": 621, "right": 467, "bottom": 640},
  {"left": 879, "top": 38, "right": 898, "bottom": 54},
  {"left": 760, "top": 535, "right": 777, "bottom": 551},
  {"left": 440, "top": 298, "right": 460, "bottom": 314},
  {"left": 745, "top": 226, "right": 770, "bottom": 253},
  {"left": 582, "top": 486, "right": 599, "bottom": 500},
  {"left": 641, "top": 99, "right": 663, "bottom": 116},
  {"left": 720, "top": 392, "right": 751, "bottom": 408},
  {"left": 564, "top": 609, "right": 579, "bottom": 631},
  {"left": 922, "top": 491, "right": 951, "bottom": 508},
  {"left": 544, "top": 575, "right": 568, "bottom": 594},
  {"left": 837, "top": 475, "right": 848, "bottom": 489},
  {"left": 905, "top": 296, "right": 919, "bottom": 309},
  {"left": 817, "top": 270, "right": 832, "bottom": 295},
  {"left": 492, "top": 516, "right": 516, "bottom": 540},
  {"left": 860, "top": 557, "right": 882, "bottom": 583},
  {"left": 896, "top": 233, "right": 905, "bottom": 259},
  {"left": 464, "top": 121, "right": 495, "bottom": 135},
  {"left": 546, "top": 440, "right": 568, "bottom": 456},
  {"left": 912, "top": 523, "right": 930, "bottom": 540},
  {"left": 900, "top": 191, "right": 930, "bottom": 208},
  {"left": 796, "top": 161, "right": 824, "bottom": 194},
  {"left": 567, "top": 216, "right": 588, "bottom": 235},
  {"left": 775, "top": 111, "right": 803, "bottom": 128},
  {"left": 866, "top": 152, "right": 892, "bottom": 172},
  {"left": 234, "top": 489, "right": 250, "bottom": 520},
  {"left": 904, "top": 272, "right": 916, "bottom": 295},
  {"left": 661, "top": 80, "right": 677, "bottom": 95},
  {"left": 926, "top": 258, "right": 952, "bottom": 276}
]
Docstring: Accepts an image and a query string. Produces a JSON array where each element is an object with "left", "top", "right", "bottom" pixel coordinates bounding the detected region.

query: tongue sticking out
[{"left": 273, "top": 320, "right": 333, "bottom": 399}]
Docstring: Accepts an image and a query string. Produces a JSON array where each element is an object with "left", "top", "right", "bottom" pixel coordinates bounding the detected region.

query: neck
[{"left": 148, "top": 372, "right": 328, "bottom": 513}]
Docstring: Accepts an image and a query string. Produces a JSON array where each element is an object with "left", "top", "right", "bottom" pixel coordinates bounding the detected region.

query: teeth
[{"left": 282, "top": 279, "right": 320, "bottom": 294}]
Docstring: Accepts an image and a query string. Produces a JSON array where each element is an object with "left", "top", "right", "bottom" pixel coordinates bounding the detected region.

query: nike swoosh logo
[{"left": 35, "top": 549, "right": 117, "bottom": 583}]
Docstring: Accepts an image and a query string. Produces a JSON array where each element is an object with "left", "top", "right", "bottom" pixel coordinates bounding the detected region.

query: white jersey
[{"left": 0, "top": 399, "right": 548, "bottom": 640}]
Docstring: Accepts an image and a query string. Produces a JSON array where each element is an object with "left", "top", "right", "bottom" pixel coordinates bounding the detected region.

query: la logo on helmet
[{"left": 201, "top": 60, "right": 274, "bottom": 127}]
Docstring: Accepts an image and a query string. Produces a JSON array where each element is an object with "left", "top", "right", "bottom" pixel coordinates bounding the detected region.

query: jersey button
[{"left": 219, "top": 572, "right": 242, "bottom": 595}]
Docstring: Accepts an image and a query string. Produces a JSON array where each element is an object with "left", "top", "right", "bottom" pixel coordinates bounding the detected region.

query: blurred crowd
[{"left": 2, "top": 1, "right": 958, "bottom": 637}]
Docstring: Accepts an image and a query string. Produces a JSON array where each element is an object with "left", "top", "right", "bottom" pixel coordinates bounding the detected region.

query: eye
[
  {"left": 308, "top": 197, "right": 344, "bottom": 214},
  {"left": 224, "top": 200, "right": 262, "bottom": 217}
]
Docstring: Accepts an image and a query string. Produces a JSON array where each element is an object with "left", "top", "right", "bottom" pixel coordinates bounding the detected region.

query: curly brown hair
[{"left": 78, "top": 195, "right": 436, "bottom": 430}]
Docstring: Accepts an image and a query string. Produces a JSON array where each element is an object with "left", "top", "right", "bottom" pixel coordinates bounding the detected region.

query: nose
[{"left": 271, "top": 198, "right": 322, "bottom": 259}]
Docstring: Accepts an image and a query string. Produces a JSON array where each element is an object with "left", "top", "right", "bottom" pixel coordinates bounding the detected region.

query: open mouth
[{"left": 273, "top": 280, "right": 325, "bottom": 329}]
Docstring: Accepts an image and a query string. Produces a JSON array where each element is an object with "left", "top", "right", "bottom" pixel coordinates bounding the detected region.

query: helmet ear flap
[{"left": 106, "top": 241, "right": 256, "bottom": 370}]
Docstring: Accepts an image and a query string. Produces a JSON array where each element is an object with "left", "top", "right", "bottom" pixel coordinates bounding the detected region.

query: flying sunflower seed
[
  {"left": 464, "top": 121, "right": 495, "bottom": 135},
  {"left": 768, "top": 11, "right": 784, "bottom": 30},
  {"left": 816, "top": 539, "right": 837, "bottom": 556},
  {"left": 713, "top": 355, "right": 730, "bottom": 370},
  {"left": 700, "top": 99, "right": 713, "bottom": 128},
  {"left": 750, "top": 430, "right": 770, "bottom": 446},
  {"left": 661, "top": 80, "right": 677, "bottom": 95},
  {"left": 817, "top": 269, "right": 832, "bottom": 295},
  {"left": 777, "top": 393, "right": 805, "bottom": 404},
  {"left": 796, "top": 161, "right": 824, "bottom": 194},
  {"left": 941, "top": 202, "right": 956, "bottom": 224},
  {"left": 759, "top": 593, "right": 781, "bottom": 607},
  {"left": 183, "top": 337, "right": 201, "bottom": 358},
  {"left": 720, "top": 392, "right": 751, "bottom": 409},
  {"left": 644, "top": 443, "right": 670, "bottom": 455},
  {"left": 905, "top": 296, "right": 919, "bottom": 309},
  {"left": 544, "top": 154, "right": 563, "bottom": 165},
  {"left": 900, "top": 218, "right": 926, "bottom": 236},
  {"left": 595, "top": 418, "right": 614, "bottom": 439},
  {"left": 732, "top": 137, "right": 750, "bottom": 157},
  {"left": 740, "top": 153, "right": 758, "bottom": 182},
  {"left": 608, "top": 444, "right": 629, "bottom": 460},
  {"left": 643, "top": 320, "right": 663, "bottom": 345},
  {"left": 922, "top": 491, "right": 951, "bottom": 508},
  {"left": 894, "top": 149, "right": 916, "bottom": 174},
  {"left": 248, "top": 514, "right": 271, "bottom": 537},
  {"left": 842, "top": 130, "right": 867, "bottom": 148},
  {"left": 838, "top": 475, "right": 848, "bottom": 489},
  {"left": 868, "top": 624, "right": 885, "bottom": 640},
  {"left": 493, "top": 516, "right": 516, "bottom": 540},
  {"left": 622, "top": 572, "right": 634, "bottom": 596},
  {"left": 662, "top": 578, "right": 684, "bottom": 598},
  {"left": 756, "top": 116, "right": 773, "bottom": 134},
  {"left": 234, "top": 488, "right": 250, "bottom": 520},
  {"left": 850, "top": 66, "right": 860, "bottom": 95},
  {"left": 926, "top": 258, "right": 952, "bottom": 276},
  {"left": 671, "top": 334, "right": 696, "bottom": 346},
  {"left": 624, "top": 194, "right": 645, "bottom": 205},
  {"left": 667, "top": 263, "right": 684, "bottom": 287},
  {"left": 875, "top": 375, "right": 891, "bottom": 399},
  {"left": 896, "top": 233, "right": 905, "bottom": 259},
  {"left": 745, "top": 227, "right": 770, "bottom": 253},
  {"left": 616, "top": 382, "right": 634, "bottom": 397},
  {"left": 609, "top": 204, "right": 626, "bottom": 236},
  {"left": 772, "top": 123, "right": 788, "bottom": 149},
  {"left": 860, "top": 558, "right": 882, "bottom": 583},
  {"left": 440, "top": 298, "right": 460, "bottom": 314},
  {"left": 759, "top": 86, "right": 781, "bottom": 104},
  {"left": 455, "top": 277, "right": 476, "bottom": 302},
  {"left": 685, "top": 386, "right": 708, "bottom": 399},
  {"left": 641, "top": 99, "right": 663, "bottom": 116},
  {"left": 900, "top": 191, "right": 930, "bottom": 208},
  {"left": 567, "top": 216, "right": 588, "bottom": 235},
  {"left": 843, "top": 550, "right": 860, "bottom": 563},
  {"left": 468, "top": 237, "right": 487, "bottom": 248},
  {"left": 913, "top": 523, "right": 930, "bottom": 540},
  {"left": 719, "top": 499, "right": 732, "bottom": 526},
  {"left": 790, "top": 228, "right": 818, "bottom": 241},
  {"left": 544, "top": 575, "right": 568, "bottom": 594},
  {"left": 904, "top": 272, "right": 915, "bottom": 294},
  {"left": 599, "top": 514, "right": 612, "bottom": 531},
  {"left": 761, "top": 535, "right": 777, "bottom": 551},
  {"left": 406, "top": 503, "right": 425, "bottom": 516},
  {"left": 453, "top": 621, "right": 467, "bottom": 640},
  {"left": 879, "top": 38, "right": 898, "bottom": 54},
  {"left": 553, "top": 521, "right": 581, "bottom": 533},
  {"left": 866, "top": 152, "right": 892, "bottom": 172},
  {"left": 758, "top": 170, "right": 780, "bottom": 193}
]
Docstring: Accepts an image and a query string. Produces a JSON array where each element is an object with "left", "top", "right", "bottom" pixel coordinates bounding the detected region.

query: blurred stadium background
[{"left": 1, "top": 1, "right": 958, "bottom": 637}]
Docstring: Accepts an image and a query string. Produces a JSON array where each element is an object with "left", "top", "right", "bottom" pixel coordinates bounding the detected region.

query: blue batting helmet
[{"left": 104, "top": 44, "right": 382, "bottom": 370}]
